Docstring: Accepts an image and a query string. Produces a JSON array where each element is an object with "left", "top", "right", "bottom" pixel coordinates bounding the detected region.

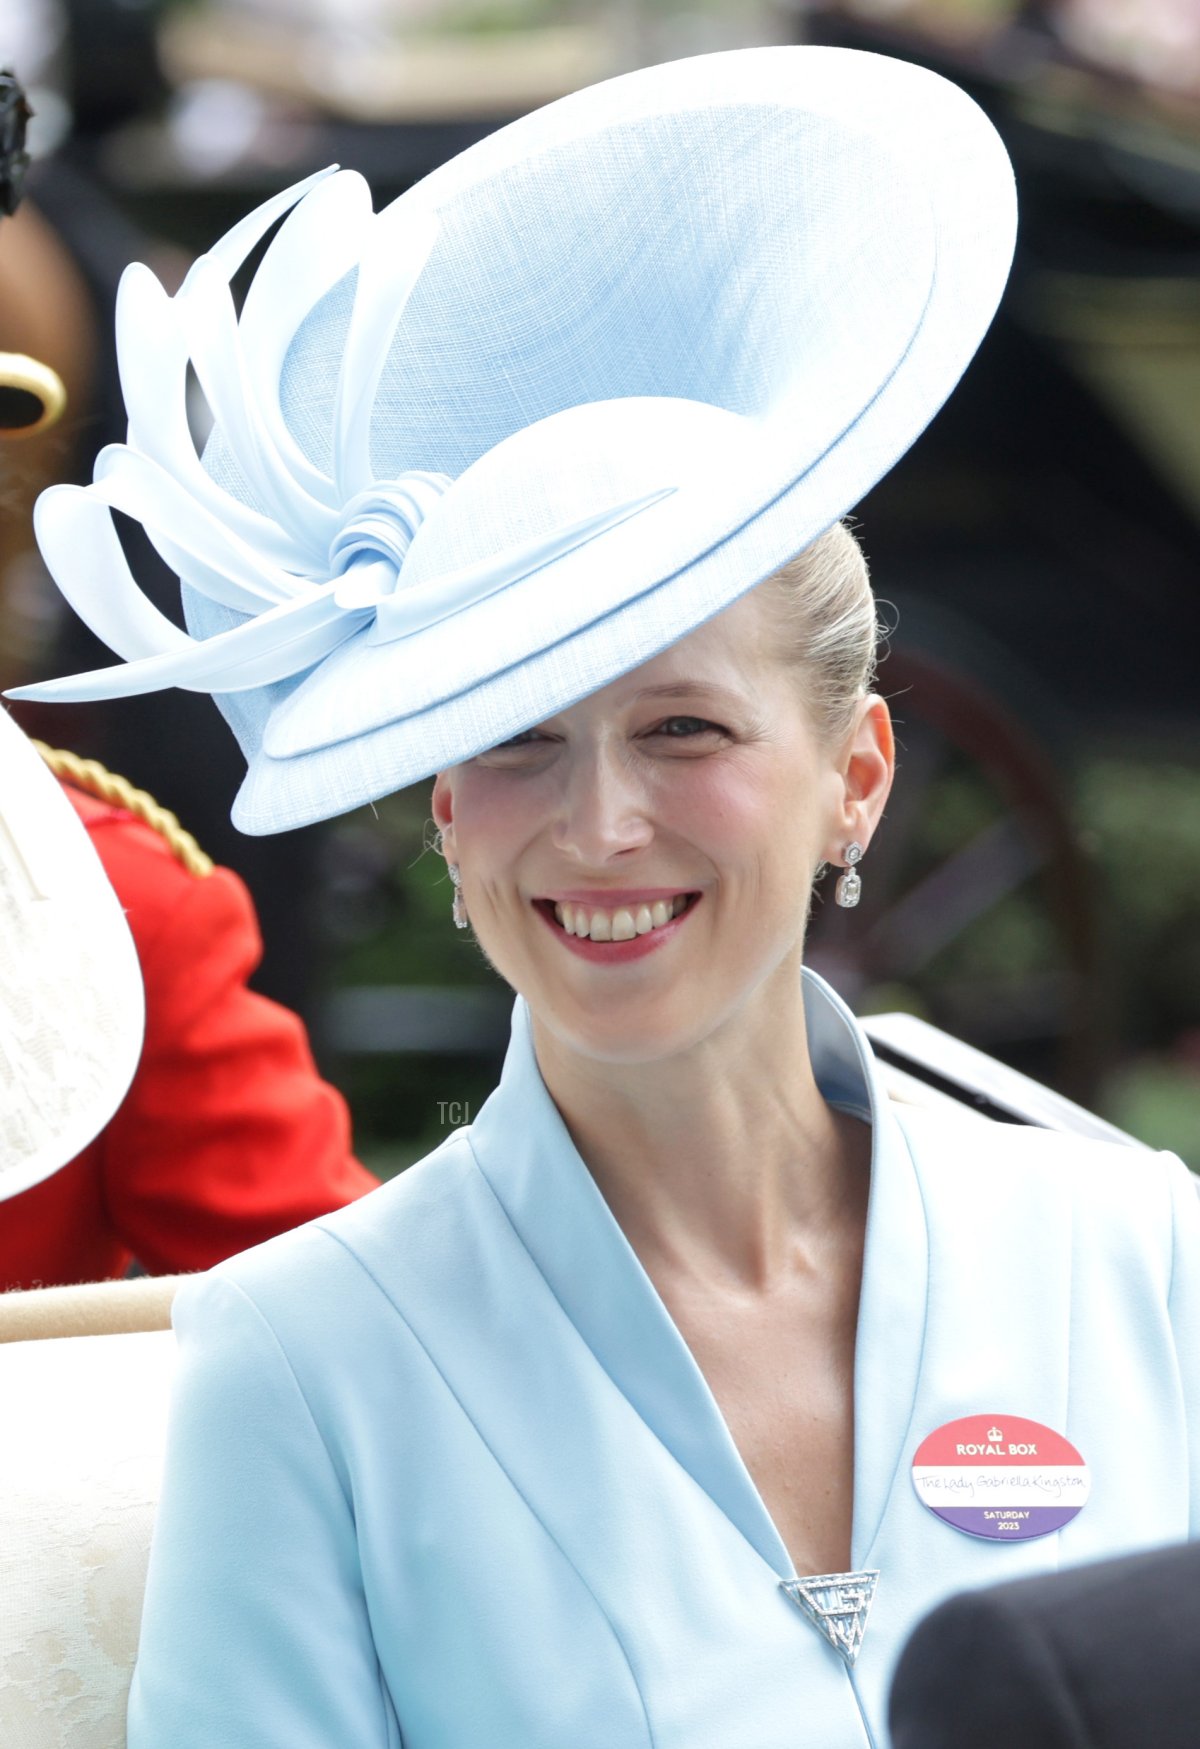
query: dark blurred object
[
  {"left": 0, "top": 67, "right": 89, "bottom": 691},
  {"left": 63, "top": 0, "right": 168, "bottom": 138},
  {"left": 889, "top": 1540, "right": 1200, "bottom": 1749},
  {"left": 0, "top": 69, "right": 32, "bottom": 216}
]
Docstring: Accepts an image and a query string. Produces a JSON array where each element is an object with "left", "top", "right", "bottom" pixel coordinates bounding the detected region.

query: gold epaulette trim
[{"left": 34, "top": 742, "right": 215, "bottom": 879}]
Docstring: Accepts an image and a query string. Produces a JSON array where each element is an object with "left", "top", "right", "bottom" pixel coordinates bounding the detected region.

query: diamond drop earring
[
  {"left": 431, "top": 824, "right": 470, "bottom": 930},
  {"left": 448, "top": 862, "right": 469, "bottom": 929},
  {"left": 835, "top": 842, "right": 864, "bottom": 908}
]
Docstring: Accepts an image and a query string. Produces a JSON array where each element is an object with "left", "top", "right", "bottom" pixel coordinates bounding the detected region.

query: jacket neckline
[{"left": 466, "top": 966, "right": 930, "bottom": 1578}]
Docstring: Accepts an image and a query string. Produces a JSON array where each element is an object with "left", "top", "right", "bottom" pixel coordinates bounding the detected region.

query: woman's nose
[{"left": 550, "top": 745, "right": 654, "bottom": 864}]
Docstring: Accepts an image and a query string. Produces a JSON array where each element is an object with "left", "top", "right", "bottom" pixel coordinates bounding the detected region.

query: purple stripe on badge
[{"left": 934, "top": 1505, "right": 1082, "bottom": 1541}]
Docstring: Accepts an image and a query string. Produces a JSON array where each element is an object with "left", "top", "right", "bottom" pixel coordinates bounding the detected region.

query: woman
[{"left": 12, "top": 46, "right": 1200, "bottom": 1749}]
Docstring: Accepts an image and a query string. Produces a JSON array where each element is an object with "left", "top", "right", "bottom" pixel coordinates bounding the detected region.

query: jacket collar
[{"left": 467, "top": 966, "right": 929, "bottom": 1577}]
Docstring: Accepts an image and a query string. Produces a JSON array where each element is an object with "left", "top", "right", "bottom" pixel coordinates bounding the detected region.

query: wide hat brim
[
  {"left": 18, "top": 47, "right": 1016, "bottom": 833},
  {"left": 0, "top": 713, "right": 144, "bottom": 1196}
]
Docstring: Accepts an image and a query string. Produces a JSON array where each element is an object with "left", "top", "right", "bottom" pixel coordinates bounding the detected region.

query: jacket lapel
[
  {"left": 468, "top": 995, "right": 792, "bottom": 1575},
  {"left": 759, "top": 971, "right": 937, "bottom": 1577}
]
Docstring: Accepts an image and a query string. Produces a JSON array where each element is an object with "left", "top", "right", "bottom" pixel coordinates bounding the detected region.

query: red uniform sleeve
[{"left": 89, "top": 801, "right": 377, "bottom": 1274}]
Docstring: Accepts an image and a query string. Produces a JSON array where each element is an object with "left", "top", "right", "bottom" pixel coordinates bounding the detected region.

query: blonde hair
[{"left": 762, "top": 520, "right": 881, "bottom": 742}]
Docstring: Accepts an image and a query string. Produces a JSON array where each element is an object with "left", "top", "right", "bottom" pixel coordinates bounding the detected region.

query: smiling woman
[{"left": 10, "top": 43, "right": 1200, "bottom": 1749}]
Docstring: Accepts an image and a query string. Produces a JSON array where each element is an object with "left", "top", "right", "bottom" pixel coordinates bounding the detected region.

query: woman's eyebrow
[{"left": 631, "top": 681, "right": 744, "bottom": 708}]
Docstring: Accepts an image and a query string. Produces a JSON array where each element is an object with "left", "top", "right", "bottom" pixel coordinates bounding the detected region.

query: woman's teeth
[{"left": 553, "top": 895, "right": 689, "bottom": 941}]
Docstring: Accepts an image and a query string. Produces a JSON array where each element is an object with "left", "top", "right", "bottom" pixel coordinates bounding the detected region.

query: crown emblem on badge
[{"left": 987, "top": 1426, "right": 1003, "bottom": 1443}]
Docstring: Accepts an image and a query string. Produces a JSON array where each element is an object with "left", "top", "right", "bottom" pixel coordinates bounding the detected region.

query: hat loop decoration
[
  {"left": 329, "top": 476, "right": 453, "bottom": 587},
  {"left": 14, "top": 165, "right": 675, "bottom": 704},
  {"left": 17, "top": 167, "right": 432, "bottom": 697},
  {"left": 10, "top": 49, "right": 1018, "bottom": 834}
]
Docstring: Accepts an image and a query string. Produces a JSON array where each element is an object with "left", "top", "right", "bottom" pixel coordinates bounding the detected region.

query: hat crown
[{"left": 281, "top": 103, "right": 936, "bottom": 492}]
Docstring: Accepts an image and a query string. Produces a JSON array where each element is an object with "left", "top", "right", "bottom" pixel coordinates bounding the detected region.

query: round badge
[{"left": 912, "top": 1414, "right": 1090, "bottom": 1542}]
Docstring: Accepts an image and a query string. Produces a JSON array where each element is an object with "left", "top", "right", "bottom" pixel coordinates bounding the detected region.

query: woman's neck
[{"left": 529, "top": 965, "right": 871, "bottom": 1292}]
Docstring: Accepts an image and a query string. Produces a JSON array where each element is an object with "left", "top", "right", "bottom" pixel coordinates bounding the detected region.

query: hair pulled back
[{"left": 763, "top": 521, "right": 882, "bottom": 743}]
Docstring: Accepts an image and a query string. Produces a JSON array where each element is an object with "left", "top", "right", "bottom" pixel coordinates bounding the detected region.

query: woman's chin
[
  {"left": 485, "top": 920, "right": 770, "bottom": 1067},
  {"left": 528, "top": 983, "right": 724, "bottom": 1068}
]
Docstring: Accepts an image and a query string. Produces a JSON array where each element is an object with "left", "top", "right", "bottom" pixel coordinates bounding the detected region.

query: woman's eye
[
  {"left": 653, "top": 716, "right": 726, "bottom": 739},
  {"left": 476, "top": 728, "right": 553, "bottom": 763}
]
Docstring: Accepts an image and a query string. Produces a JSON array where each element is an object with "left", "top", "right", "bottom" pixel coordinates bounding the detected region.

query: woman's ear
[
  {"left": 823, "top": 694, "right": 894, "bottom": 862},
  {"left": 431, "top": 771, "right": 457, "bottom": 865}
]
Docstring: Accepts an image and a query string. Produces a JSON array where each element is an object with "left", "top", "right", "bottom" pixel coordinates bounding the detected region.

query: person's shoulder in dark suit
[{"left": 889, "top": 1540, "right": 1200, "bottom": 1749}]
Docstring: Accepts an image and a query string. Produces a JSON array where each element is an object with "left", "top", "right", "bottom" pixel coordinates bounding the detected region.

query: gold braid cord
[{"left": 33, "top": 742, "right": 215, "bottom": 879}]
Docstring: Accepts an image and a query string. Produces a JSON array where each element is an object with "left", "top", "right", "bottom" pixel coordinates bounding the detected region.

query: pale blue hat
[{"left": 10, "top": 47, "right": 1016, "bottom": 834}]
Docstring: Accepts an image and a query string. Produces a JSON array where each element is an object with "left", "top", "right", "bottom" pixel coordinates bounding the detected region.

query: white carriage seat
[{"left": 0, "top": 1295, "right": 178, "bottom": 1749}]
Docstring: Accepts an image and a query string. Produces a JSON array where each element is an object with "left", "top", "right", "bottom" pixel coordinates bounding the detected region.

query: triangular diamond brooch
[{"left": 780, "top": 1570, "right": 879, "bottom": 1666}]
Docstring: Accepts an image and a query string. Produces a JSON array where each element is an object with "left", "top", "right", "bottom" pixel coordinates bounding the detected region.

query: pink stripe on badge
[{"left": 912, "top": 1414, "right": 1090, "bottom": 1542}]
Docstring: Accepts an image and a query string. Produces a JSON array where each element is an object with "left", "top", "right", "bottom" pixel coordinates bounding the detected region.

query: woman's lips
[{"left": 533, "top": 892, "right": 699, "bottom": 963}]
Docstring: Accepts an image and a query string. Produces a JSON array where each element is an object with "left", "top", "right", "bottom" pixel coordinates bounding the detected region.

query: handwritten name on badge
[{"left": 912, "top": 1414, "right": 1090, "bottom": 1542}]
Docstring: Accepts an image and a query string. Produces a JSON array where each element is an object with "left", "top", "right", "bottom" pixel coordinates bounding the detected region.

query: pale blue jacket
[{"left": 128, "top": 971, "right": 1200, "bottom": 1748}]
